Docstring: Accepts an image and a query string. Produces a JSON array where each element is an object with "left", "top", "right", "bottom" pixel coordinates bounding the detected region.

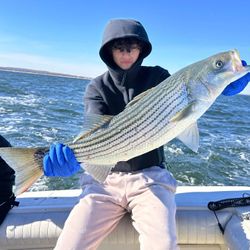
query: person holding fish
[
  {"left": 0, "top": 18, "right": 248, "bottom": 249},
  {"left": 37, "top": 19, "right": 250, "bottom": 249}
]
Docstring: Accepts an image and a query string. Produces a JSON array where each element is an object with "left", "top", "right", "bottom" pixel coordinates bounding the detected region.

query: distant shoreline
[{"left": 0, "top": 66, "right": 92, "bottom": 80}]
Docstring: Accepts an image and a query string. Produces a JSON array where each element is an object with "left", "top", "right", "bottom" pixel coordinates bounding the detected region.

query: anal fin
[
  {"left": 84, "top": 164, "right": 114, "bottom": 182},
  {"left": 177, "top": 122, "right": 200, "bottom": 153}
]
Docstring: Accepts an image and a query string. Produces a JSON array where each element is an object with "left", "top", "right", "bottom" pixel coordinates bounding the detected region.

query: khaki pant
[{"left": 55, "top": 166, "right": 178, "bottom": 250}]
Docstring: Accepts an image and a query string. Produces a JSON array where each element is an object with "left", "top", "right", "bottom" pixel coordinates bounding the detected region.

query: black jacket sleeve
[{"left": 83, "top": 79, "right": 108, "bottom": 115}]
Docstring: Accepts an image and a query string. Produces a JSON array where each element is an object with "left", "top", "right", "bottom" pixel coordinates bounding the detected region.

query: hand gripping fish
[{"left": 0, "top": 49, "right": 249, "bottom": 195}]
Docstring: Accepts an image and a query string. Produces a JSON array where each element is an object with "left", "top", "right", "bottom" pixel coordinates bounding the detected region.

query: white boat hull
[{"left": 1, "top": 186, "right": 250, "bottom": 250}]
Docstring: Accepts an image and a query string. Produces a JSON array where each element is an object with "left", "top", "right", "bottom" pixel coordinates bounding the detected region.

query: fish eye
[{"left": 215, "top": 60, "right": 224, "bottom": 69}]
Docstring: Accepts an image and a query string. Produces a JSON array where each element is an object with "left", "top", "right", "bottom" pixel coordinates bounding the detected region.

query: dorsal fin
[
  {"left": 125, "top": 86, "right": 155, "bottom": 108},
  {"left": 73, "top": 114, "right": 113, "bottom": 143}
]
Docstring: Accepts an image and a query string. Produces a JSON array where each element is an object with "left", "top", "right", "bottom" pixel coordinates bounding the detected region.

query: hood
[{"left": 99, "top": 19, "right": 152, "bottom": 69}]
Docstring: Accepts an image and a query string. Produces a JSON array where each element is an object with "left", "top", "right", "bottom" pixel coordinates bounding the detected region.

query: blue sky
[{"left": 0, "top": 0, "right": 249, "bottom": 94}]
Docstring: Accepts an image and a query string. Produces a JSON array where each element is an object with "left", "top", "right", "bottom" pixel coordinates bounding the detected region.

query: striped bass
[{"left": 0, "top": 49, "right": 249, "bottom": 195}]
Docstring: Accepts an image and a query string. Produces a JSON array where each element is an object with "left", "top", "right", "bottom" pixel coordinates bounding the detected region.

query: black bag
[{"left": 0, "top": 135, "right": 19, "bottom": 225}]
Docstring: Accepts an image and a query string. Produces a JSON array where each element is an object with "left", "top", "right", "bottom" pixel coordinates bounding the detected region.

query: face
[{"left": 112, "top": 44, "right": 141, "bottom": 70}]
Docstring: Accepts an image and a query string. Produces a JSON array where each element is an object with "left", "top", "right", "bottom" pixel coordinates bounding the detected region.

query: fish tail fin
[{"left": 0, "top": 147, "right": 48, "bottom": 195}]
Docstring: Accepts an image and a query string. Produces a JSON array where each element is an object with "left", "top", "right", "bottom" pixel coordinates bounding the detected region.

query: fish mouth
[
  {"left": 230, "top": 49, "right": 245, "bottom": 72},
  {"left": 228, "top": 49, "right": 249, "bottom": 81}
]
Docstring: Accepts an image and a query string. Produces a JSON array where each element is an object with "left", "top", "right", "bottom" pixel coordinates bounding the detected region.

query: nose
[
  {"left": 120, "top": 51, "right": 133, "bottom": 58},
  {"left": 120, "top": 49, "right": 132, "bottom": 54}
]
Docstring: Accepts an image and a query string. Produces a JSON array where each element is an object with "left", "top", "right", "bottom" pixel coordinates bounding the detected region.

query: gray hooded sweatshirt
[{"left": 84, "top": 19, "right": 170, "bottom": 172}]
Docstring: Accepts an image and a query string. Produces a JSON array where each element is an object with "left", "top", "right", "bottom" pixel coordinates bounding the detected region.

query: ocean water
[{"left": 0, "top": 70, "right": 249, "bottom": 191}]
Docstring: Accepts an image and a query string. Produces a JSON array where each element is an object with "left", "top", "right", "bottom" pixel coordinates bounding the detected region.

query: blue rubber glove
[
  {"left": 43, "top": 143, "right": 80, "bottom": 177},
  {"left": 222, "top": 60, "right": 250, "bottom": 96}
]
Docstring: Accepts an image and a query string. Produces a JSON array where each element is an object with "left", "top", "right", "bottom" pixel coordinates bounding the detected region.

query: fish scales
[
  {"left": 102, "top": 87, "right": 188, "bottom": 156},
  {"left": 71, "top": 79, "right": 188, "bottom": 164},
  {"left": 103, "top": 97, "right": 186, "bottom": 159},
  {"left": 73, "top": 84, "right": 187, "bottom": 162},
  {"left": 75, "top": 76, "right": 183, "bottom": 153},
  {"left": 88, "top": 75, "right": 179, "bottom": 143},
  {"left": 71, "top": 77, "right": 181, "bottom": 152}
]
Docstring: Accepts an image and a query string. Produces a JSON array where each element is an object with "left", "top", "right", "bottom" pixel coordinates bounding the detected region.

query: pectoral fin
[
  {"left": 177, "top": 122, "right": 199, "bottom": 152},
  {"left": 170, "top": 102, "right": 196, "bottom": 122}
]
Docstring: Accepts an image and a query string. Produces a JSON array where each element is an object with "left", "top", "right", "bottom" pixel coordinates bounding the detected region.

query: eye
[{"left": 215, "top": 60, "right": 224, "bottom": 69}]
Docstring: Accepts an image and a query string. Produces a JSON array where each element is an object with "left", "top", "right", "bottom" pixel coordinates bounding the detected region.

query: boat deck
[{"left": 1, "top": 186, "right": 250, "bottom": 249}]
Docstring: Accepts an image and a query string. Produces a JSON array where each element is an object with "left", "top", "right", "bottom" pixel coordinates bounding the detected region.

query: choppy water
[{"left": 0, "top": 70, "right": 249, "bottom": 191}]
